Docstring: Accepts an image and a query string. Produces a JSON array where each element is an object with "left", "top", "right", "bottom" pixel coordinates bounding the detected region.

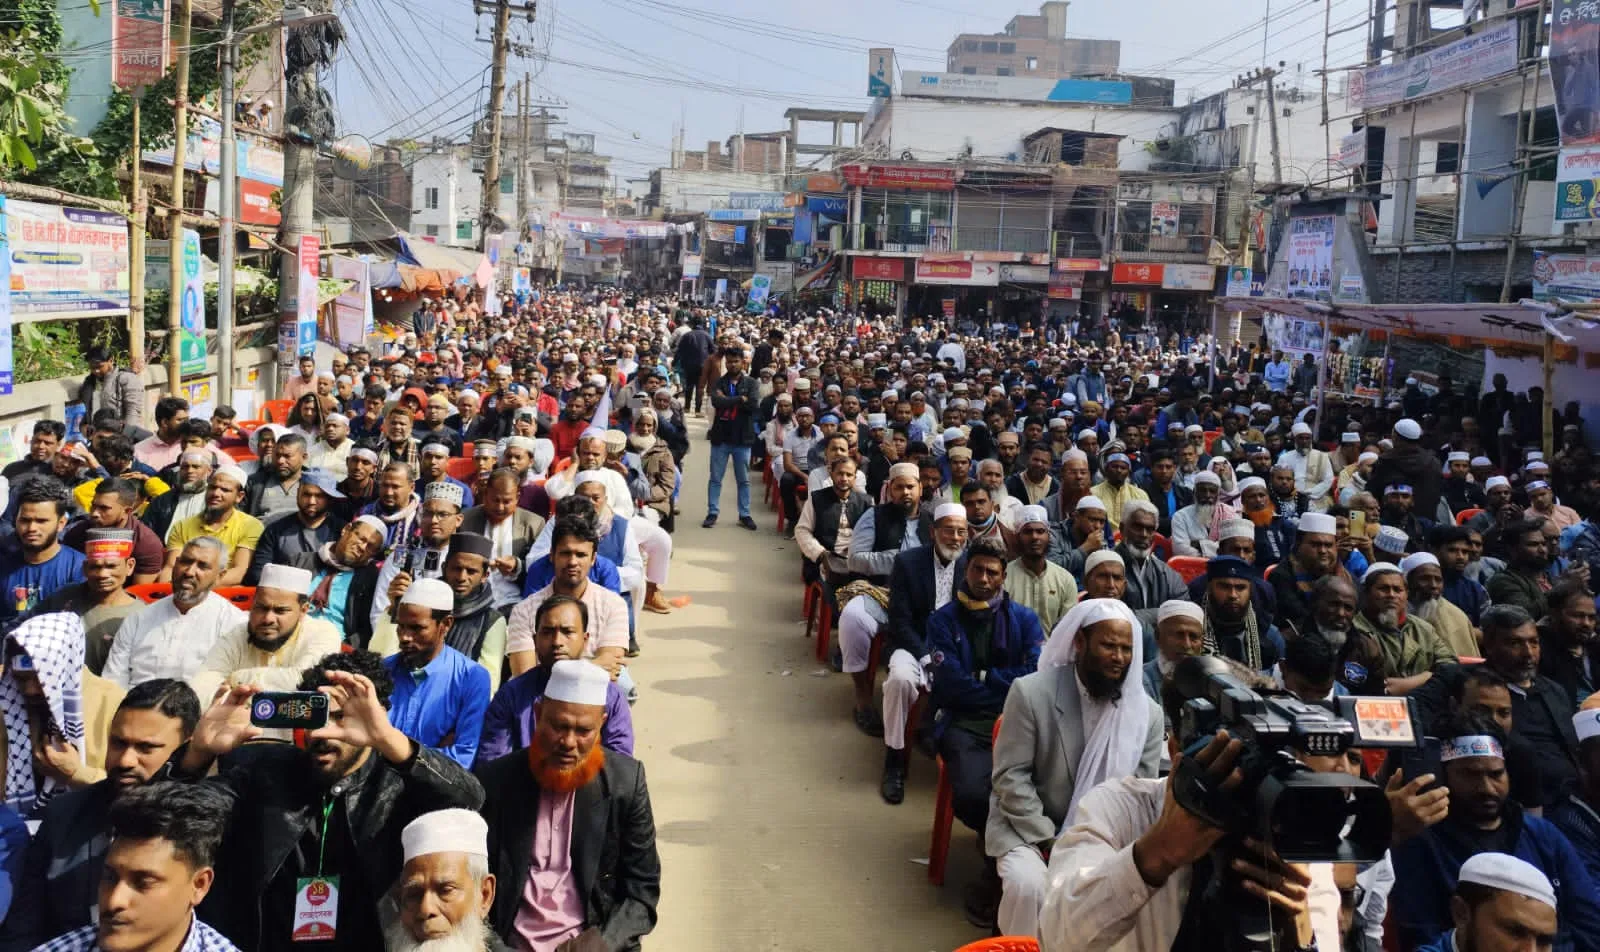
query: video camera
[{"left": 1172, "top": 654, "right": 1418, "bottom": 864}]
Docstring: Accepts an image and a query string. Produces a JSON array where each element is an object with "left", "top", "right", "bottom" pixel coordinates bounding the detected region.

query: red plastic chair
[
  {"left": 262, "top": 400, "right": 294, "bottom": 424},
  {"left": 1455, "top": 507, "right": 1484, "bottom": 525},
  {"left": 1203, "top": 430, "right": 1221, "bottom": 453},
  {"left": 930, "top": 716, "right": 1004, "bottom": 886},
  {"left": 222, "top": 446, "right": 257, "bottom": 463},
  {"left": 214, "top": 586, "right": 256, "bottom": 609},
  {"left": 954, "top": 940, "right": 1040, "bottom": 952},
  {"left": 126, "top": 582, "right": 172, "bottom": 603},
  {"left": 1168, "top": 555, "right": 1208, "bottom": 584},
  {"left": 445, "top": 457, "right": 479, "bottom": 482},
  {"left": 803, "top": 580, "right": 833, "bottom": 663},
  {"left": 1152, "top": 532, "right": 1172, "bottom": 562}
]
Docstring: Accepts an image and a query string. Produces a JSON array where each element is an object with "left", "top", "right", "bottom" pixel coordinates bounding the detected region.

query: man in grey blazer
[
  {"left": 987, "top": 598, "right": 1165, "bottom": 938},
  {"left": 460, "top": 469, "right": 546, "bottom": 614}
]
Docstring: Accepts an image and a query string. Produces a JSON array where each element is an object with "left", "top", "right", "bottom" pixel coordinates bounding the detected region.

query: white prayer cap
[
  {"left": 1527, "top": 461, "right": 1550, "bottom": 474},
  {"left": 424, "top": 481, "right": 465, "bottom": 508},
  {"left": 1457, "top": 853, "right": 1557, "bottom": 911},
  {"left": 1526, "top": 480, "right": 1551, "bottom": 492},
  {"left": 355, "top": 514, "right": 388, "bottom": 537},
  {"left": 1060, "top": 393, "right": 1077, "bottom": 406},
  {"left": 258, "top": 564, "right": 314, "bottom": 596},
  {"left": 326, "top": 413, "right": 350, "bottom": 426},
  {"left": 934, "top": 503, "right": 967, "bottom": 524},
  {"left": 1076, "top": 429, "right": 1099, "bottom": 442},
  {"left": 1394, "top": 419, "right": 1422, "bottom": 440},
  {"left": 1085, "top": 550, "right": 1124, "bottom": 576},
  {"left": 1485, "top": 475, "right": 1510, "bottom": 491},
  {"left": 545, "top": 659, "right": 610, "bottom": 707},
  {"left": 1291, "top": 422, "right": 1312, "bottom": 437},
  {"left": 881, "top": 389, "right": 898, "bottom": 400},
  {"left": 459, "top": 389, "right": 480, "bottom": 402},
  {"left": 942, "top": 427, "right": 966, "bottom": 443},
  {"left": 1527, "top": 451, "right": 1546, "bottom": 461},
  {"left": 1220, "top": 519, "right": 1256, "bottom": 542},
  {"left": 1447, "top": 451, "right": 1470, "bottom": 463},
  {"left": 213, "top": 464, "right": 248, "bottom": 489},
  {"left": 1062, "top": 449, "right": 1089, "bottom": 463},
  {"left": 400, "top": 577, "right": 455, "bottom": 613},
  {"left": 1362, "top": 562, "right": 1403, "bottom": 584},
  {"left": 1075, "top": 494, "right": 1107, "bottom": 512},
  {"left": 1236, "top": 476, "right": 1267, "bottom": 493},
  {"left": 505, "top": 436, "right": 537, "bottom": 452},
  {"left": 180, "top": 450, "right": 211, "bottom": 465},
  {"left": 1357, "top": 452, "right": 1379, "bottom": 465},
  {"left": 421, "top": 443, "right": 451, "bottom": 457},
  {"left": 350, "top": 447, "right": 379, "bottom": 464},
  {"left": 1297, "top": 512, "right": 1337, "bottom": 536},
  {"left": 1574, "top": 708, "right": 1600, "bottom": 743},
  {"left": 402, "top": 808, "right": 489, "bottom": 863},
  {"left": 1380, "top": 438, "right": 1395, "bottom": 450},
  {"left": 1399, "top": 552, "right": 1440, "bottom": 576},
  {"left": 1341, "top": 432, "right": 1361, "bottom": 443},
  {"left": 1047, "top": 417, "right": 1068, "bottom": 430},
  {"left": 888, "top": 462, "right": 919, "bottom": 482},
  {"left": 1192, "top": 470, "right": 1221, "bottom": 488},
  {"left": 574, "top": 470, "right": 609, "bottom": 489},
  {"left": 1374, "top": 525, "right": 1409, "bottom": 555},
  {"left": 1471, "top": 456, "right": 1493, "bottom": 468},
  {"left": 1185, "top": 424, "right": 1205, "bottom": 434},
  {"left": 1158, "top": 600, "right": 1206, "bottom": 626},
  {"left": 1017, "top": 505, "right": 1049, "bottom": 528}
]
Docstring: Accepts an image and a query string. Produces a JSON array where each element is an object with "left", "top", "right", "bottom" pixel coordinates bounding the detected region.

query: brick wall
[{"left": 1367, "top": 246, "right": 1537, "bottom": 303}]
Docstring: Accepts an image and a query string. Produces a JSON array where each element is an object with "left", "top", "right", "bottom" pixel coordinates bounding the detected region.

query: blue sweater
[
  {"left": 1391, "top": 808, "right": 1600, "bottom": 952},
  {"left": 926, "top": 595, "right": 1044, "bottom": 736}
]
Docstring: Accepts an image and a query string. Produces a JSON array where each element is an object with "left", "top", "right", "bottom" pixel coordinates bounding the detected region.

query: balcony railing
[
  {"left": 1052, "top": 230, "right": 1104, "bottom": 259},
  {"left": 1114, "top": 232, "right": 1211, "bottom": 255},
  {"left": 953, "top": 226, "right": 1051, "bottom": 254},
  {"left": 850, "top": 223, "right": 953, "bottom": 253}
]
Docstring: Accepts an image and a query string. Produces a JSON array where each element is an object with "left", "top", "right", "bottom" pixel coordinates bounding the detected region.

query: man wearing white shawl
[{"left": 987, "top": 598, "right": 1164, "bottom": 938}]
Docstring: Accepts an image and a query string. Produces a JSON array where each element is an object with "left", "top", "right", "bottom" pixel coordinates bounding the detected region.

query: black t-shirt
[
  {"left": 260, "top": 797, "right": 382, "bottom": 952},
  {"left": 1512, "top": 683, "right": 1578, "bottom": 806}
]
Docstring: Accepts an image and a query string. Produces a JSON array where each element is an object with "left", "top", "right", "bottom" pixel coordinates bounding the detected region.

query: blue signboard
[
  {"left": 806, "top": 196, "right": 848, "bottom": 216},
  {"left": 707, "top": 209, "right": 762, "bottom": 222},
  {"left": 1046, "top": 79, "right": 1135, "bottom": 105}
]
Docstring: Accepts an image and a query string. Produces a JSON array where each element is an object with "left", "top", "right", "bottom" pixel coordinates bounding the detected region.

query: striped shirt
[{"left": 34, "top": 917, "right": 239, "bottom": 952}]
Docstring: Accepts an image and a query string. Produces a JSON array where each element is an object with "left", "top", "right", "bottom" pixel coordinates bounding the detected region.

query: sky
[{"left": 328, "top": 0, "right": 1376, "bottom": 196}]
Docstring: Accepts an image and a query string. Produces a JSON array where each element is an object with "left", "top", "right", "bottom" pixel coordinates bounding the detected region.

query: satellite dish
[{"left": 330, "top": 134, "right": 373, "bottom": 180}]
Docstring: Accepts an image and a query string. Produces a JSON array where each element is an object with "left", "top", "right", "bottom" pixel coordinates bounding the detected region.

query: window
[
  {"left": 999, "top": 42, "right": 1016, "bottom": 54},
  {"left": 961, "top": 66, "right": 978, "bottom": 75},
  {"left": 980, "top": 40, "right": 998, "bottom": 52},
  {"left": 1435, "top": 141, "right": 1460, "bottom": 175},
  {"left": 500, "top": 172, "right": 514, "bottom": 194},
  {"left": 996, "top": 67, "right": 1013, "bottom": 76},
  {"left": 424, "top": 225, "right": 440, "bottom": 237},
  {"left": 964, "top": 40, "right": 978, "bottom": 51},
  {"left": 456, "top": 220, "right": 473, "bottom": 240},
  {"left": 1025, "top": 56, "right": 1038, "bottom": 70},
  {"left": 423, "top": 187, "right": 439, "bottom": 210}
]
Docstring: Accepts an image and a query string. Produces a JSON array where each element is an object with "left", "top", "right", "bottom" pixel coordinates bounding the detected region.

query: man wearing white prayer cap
[
  {"left": 1044, "top": 493, "right": 1109, "bottom": 579},
  {"left": 370, "top": 477, "right": 467, "bottom": 632},
  {"left": 311, "top": 409, "right": 355, "bottom": 480},
  {"left": 1142, "top": 599, "right": 1206, "bottom": 702},
  {"left": 1265, "top": 511, "right": 1344, "bottom": 634},
  {"left": 189, "top": 562, "right": 342, "bottom": 700},
  {"left": 988, "top": 597, "right": 1161, "bottom": 938},
  {"left": 1443, "top": 449, "right": 1488, "bottom": 515},
  {"left": 161, "top": 463, "right": 264, "bottom": 588},
  {"left": 292, "top": 513, "right": 389, "bottom": 648},
  {"left": 1169, "top": 469, "right": 1239, "bottom": 558},
  {"left": 385, "top": 809, "right": 498, "bottom": 952},
  {"left": 1279, "top": 419, "right": 1335, "bottom": 512},
  {"left": 1406, "top": 852, "right": 1558, "bottom": 952},
  {"left": 1004, "top": 504, "right": 1077, "bottom": 633},
  {"left": 1369, "top": 416, "right": 1446, "bottom": 520},
  {"left": 477, "top": 658, "right": 660, "bottom": 951}
]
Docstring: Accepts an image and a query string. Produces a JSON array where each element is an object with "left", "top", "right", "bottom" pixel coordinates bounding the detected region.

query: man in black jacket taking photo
[{"left": 703, "top": 344, "right": 760, "bottom": 531}]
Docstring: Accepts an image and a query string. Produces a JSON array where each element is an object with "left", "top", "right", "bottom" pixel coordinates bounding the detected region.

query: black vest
[
  {"left": 810, "top": 488, "right": 872, "bottom": 555},
  {"left": 872, "top": 502, "right": 936, "bottom": 554}
]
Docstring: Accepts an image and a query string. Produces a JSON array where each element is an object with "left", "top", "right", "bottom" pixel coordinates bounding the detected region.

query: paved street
[{"left": 629, "top": 417, "right": 985, "bottom": 952}]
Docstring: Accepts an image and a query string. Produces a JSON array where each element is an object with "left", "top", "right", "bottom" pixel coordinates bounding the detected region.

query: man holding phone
[{"left": 370, "top": 482, "right": 465, "bottom": 633}]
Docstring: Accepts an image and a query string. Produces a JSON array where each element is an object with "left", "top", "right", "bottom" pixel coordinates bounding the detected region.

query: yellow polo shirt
[{"left": 167, "top": 508, "right": 265, "bottom": 559}]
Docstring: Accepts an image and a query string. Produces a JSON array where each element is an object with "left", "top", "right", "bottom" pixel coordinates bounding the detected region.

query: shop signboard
[
  {"left": 1224, "top": 266, "right": 1255, "bottom": 297},
  {"left": 1055, "top": 257, "right": 1103, "bottom": 271},
  {"left": 807, "top": 196, "right": 848, "bottom": 216},
  {"left": 1285, "top": 215, "right": 1336, "bottom": 297},
  {"left": 1150, "top": 201, "right": 1179, "bottom": 237},
  {"left": 869, "top": 48, "right": 895, "bottom": 97},
  {"left": 839, "top": 164, "right": 958, "bottom": 191},
  {"left": 915, "top": 257, "right": 999, "bottom": 286},
  {"left": 178, "top": 228, "right": 206, "bottom": 377},
  {"left": 3, "top": 200, "right": 130, "bottom": 321},
  {"left": 1533, "top": 250, "right": 1600, "bottom": 301},
  {"left": 706, "top": 209, "right": 761, "bottom": 222},
  {"left": 727, "top": 192, "right": 788, "bottom": 212},
  {"left": 900, "top": 71, "right": 1133, "bottom": 105},
  {"left": 1111, "top": 262, "right": 1163, "bottom": 285},
  {"left": 1161, "top": 264, "right": 1216, "bottom": 291},
  {"left": 1336, "top": 129, "right": 1367, "bottom": 168},
  {"left": 1047, "top": 271, "right": 1083, "bottom": 300},
  {"left": 1551, "top": 0, "right": 1600, "bottom": 147},
  {"left": 1350, "top": 21, "right": 1517, "bottom": 109},
  {"left": 999, "top": 264, "right": 1050, "bottom": 283},
  {"left": 143, "top": 117, "right": 284, "bottom": 186},
  {"left": 331, "top": 256, "right": 372, "bottom": 349},
  {"left": 113, "top": 0, "right": 170, "bottom": 90},
  {"left": 1555, "top": 146, "right": 1600, "bottom": 220},
  {"left": 239, "top": 178, "right": 281, "bottom": 227},
  {"left": 682, "top": 254, "right": 702, "bottom": 279},
  {"left": 852, "top": 257, "right": 906, "bottom": 281}
]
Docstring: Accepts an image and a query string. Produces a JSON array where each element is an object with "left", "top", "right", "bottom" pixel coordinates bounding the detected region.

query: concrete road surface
[{"left": 628, "top": 417, "right": 990, "bottom": 952}]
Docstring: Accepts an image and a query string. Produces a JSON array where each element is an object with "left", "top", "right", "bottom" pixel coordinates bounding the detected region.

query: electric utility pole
[{"left": 166, "top": 0, "right": 192, "bottom": 392}]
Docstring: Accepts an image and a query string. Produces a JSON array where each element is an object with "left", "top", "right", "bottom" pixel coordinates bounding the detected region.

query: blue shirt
[
  {"left": 523, "top": 553, "right": 623, "bottom": 596},
  {"left": 382, "top": 646, "right": 490, "bottom": 768},
  {"left": 0, "top": 546, "right": 86, "bottom": 627},
  {"left": 308, "top": 570, "right": 355, "bottom": 632}
]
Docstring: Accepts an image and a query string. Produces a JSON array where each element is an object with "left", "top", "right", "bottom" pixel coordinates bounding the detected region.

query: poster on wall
[
  {"left": 1264, "top": 313, "right": 1326, "bottom": 359},
  {"left": 1285, "top": 215, "right": 1335, "bottom": 298},
  {"left": 0, "top": 197, "right": 11, "bottom": 396},
  {"left": 1532, "top": 250, "right": 1600, "bottom": 300},
  {"left": 2, "top": 200, "right": 130, "bottom": 320},
  {"left": 1551, "top": 0, "right": 1600, "bottom": 147},
  {"left": 178, "top": 228, "right": 206, "bottom": 377},
  {"left": 1149, "top": 201, "right": 1179, "bottom": 237},
  {"left": 1555, "top": 146, "right": 1600, "bottom": 220}
]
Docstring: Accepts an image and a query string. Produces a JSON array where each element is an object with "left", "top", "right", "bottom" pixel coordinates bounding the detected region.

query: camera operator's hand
[
  {"left": 1232, "top": 837, "right": 1315, "bottom": 950},
  {"left": 1132, "top": 732, "right": 1244, "bottom": 887},
  {"left": 1386, "top": 769, "right": 1449, "bottom": 843}
]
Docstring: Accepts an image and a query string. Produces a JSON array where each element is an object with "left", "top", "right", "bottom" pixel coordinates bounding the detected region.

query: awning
[
  {"left": 394, "top": 233, "right": 490, "bottom": 287},
  {"left": 797, "top": 255, "right": 838, "bottom": 291}
]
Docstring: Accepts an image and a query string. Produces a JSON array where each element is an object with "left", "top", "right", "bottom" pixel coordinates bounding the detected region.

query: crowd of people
[{"left": 0, "top": 286, "right": 1595, "bottom": 952}]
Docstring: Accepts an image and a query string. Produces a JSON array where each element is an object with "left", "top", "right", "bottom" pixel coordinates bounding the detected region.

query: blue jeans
[{"left": 706, "top": 442, "right": 751, "bottom": 518}]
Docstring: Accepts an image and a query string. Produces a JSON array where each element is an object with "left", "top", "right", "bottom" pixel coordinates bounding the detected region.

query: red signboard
[
  {"left": 839, "top": 164, "right": 958, "bottom": 191},
  {"left": 239, "top": 178, "right": 281, "bottom": 227},
  {"left": 851, "top": 257, "right": 906, "bottom": 281},
  {"left": 1056, "top": 257, "right": 1104, "bottom": 272},
  {"left": 1111, "top": 262, "right": 1164, "bottom": 285},
  {"left": 113, "top": 0, "right": 170, "bottom": 90}
]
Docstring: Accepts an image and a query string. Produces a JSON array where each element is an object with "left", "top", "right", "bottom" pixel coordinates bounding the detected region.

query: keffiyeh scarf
[{"left": 1, "top": 613, "right": 86, "bottom": 817}]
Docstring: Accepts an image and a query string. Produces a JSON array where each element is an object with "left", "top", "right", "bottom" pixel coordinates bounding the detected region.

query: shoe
[
  {"left": 853, "top": 706, "right": 884, "bottom": 738},
  {"left": 701, "top": 514, "right": 717, "bottom": 528},
  {"left": 880, "top": 752, "right": 907, "bottom": 805},
  {"left": 738, "top": 516, "right": 758, "bottom": 530},
  {"left": 783, "top": 527, "right": 796, "bottom": 540},
  {"left": 625, "top": 639, "right": 641, "bottom": 658},
  {"left": 643, "top": 593, "right": 673, "bottom": 614},
  {"left": 962, "top": 861, "right": 1002, "bottom": 931}
]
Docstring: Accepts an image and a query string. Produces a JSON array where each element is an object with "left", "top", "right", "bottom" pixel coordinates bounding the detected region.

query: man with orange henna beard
[{"left": 476, "top": 660, "right": 659, "bottom": 952}]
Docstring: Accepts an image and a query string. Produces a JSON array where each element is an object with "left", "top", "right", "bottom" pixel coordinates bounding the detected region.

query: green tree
[{"left": 0, "top": 32, "right": 95, "bottom": 172}]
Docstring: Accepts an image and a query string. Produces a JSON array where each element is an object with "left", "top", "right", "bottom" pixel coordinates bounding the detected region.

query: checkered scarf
[{"left": 1, "top": 612, "right": 86, "bottom": 817}]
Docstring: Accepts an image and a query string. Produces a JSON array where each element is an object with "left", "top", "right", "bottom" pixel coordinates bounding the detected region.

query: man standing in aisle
[{"left": 704, "top": 344, "right": 759, "bottom": 530}]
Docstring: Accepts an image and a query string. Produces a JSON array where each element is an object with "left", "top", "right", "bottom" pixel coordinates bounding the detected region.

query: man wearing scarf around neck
[
  {"left": 1353, "top": 562, "right": 1457, "bottom": 696},
  {"left": 377, "top": 578, "right": 490, "bottom": 770},
  {"left": 371, "top": 480, "right": 465, "bottom": 631},
  {"left": 293, "top": 515, "right": 386, "bottom": 650},
  {"left": 374, "top": 533, "right": 507, "bottom": 696},
  {"left": 1199, "top": 556, "right": 1287, "bottom": 674},
  {"left": 925, "top": 537, "right": 1045, "bottom": 930}
]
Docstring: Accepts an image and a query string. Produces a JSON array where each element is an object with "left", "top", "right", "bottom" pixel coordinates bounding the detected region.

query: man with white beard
[
  {"left": 1169, "top": 470, "right": 1237, "bottom": 557},
  {"left": 383, "top": 809, "right": 506, "bottom": 952}
]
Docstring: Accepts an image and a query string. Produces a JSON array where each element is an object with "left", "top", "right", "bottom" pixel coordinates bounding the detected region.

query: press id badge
[{"left": 292, "top": 876, "right": 339, "bottom": 942}]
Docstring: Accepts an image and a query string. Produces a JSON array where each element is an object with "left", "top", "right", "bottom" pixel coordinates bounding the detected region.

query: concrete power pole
[
  {"left": 478, "top": 0, "right": 512, "bottom": 251},
  {"left": 165, "top": 0, "right": 192, "bottom": 392},
  {"left": 516, "top": 76, "right": 530, "bottom": 238}
]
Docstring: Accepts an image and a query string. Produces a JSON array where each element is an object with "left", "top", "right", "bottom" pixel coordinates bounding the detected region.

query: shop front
[
  {"left": 1110, "top": 262, "right": 1218, "bottom": 336},
  {"left": 906, "top": 254, "right": 1000, "bottom": 323},
  {"left": 840, "top": 164, "right": 956, "bottom": 254}
]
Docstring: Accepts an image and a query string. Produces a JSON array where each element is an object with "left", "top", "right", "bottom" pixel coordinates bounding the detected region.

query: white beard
[
  {"left": 1193, "top": 504, "right": 1215, "bottom": 524},
  {"left": 1316, "top": 624, "right": 1348, "bottom": 649},
  {"left": 629, "top": 434, "right": 657, "bottom": 453},
  {"left": 381, "top": 902, "right": 488, "bottom": 952}
]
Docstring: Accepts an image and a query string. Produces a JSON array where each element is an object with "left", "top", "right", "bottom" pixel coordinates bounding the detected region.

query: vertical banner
[
  {"left": 746, "top": 273, "right": 772, "bottom": 313},
  {"left": 1551, "top": 0, "right": 1600, "bottom": 147},
  {"left": 0, "top": 196, "right": 11, "bottom": 396},
  {"left": 113, "top": 0, "right": 170, "bottom": 90},
  {"left": 331, "top": 256, "right": 371, "bottom": 350},
  {"left": 178, "top": 228, "right": 206, "bottom": 376},
  {"left": 296, "top": 236, "right": 320, "bottom": 358},
  {"left": 1285, "top": 215, "right": 1336, "bottom": 298},
  {"left": 1150, "top": 201, "right": 1179, "bottom": 237}
]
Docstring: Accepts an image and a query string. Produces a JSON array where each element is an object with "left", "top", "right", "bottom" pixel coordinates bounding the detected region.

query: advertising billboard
[
  {"left": 2, "top": 200, "right": 130, "bottom": 321},
  {"left": 900, "top": 71, "right": 1133, "bottom": 105}
]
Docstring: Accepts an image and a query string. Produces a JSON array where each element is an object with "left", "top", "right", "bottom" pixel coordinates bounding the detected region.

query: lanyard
[{"left": 315, "top": 796, "right": 336, "bottom": 876}]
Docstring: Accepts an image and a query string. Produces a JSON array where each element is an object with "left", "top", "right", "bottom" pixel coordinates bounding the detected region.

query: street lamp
[{"left": 217, "top": 1, "right": 339, "bottom": 403}]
